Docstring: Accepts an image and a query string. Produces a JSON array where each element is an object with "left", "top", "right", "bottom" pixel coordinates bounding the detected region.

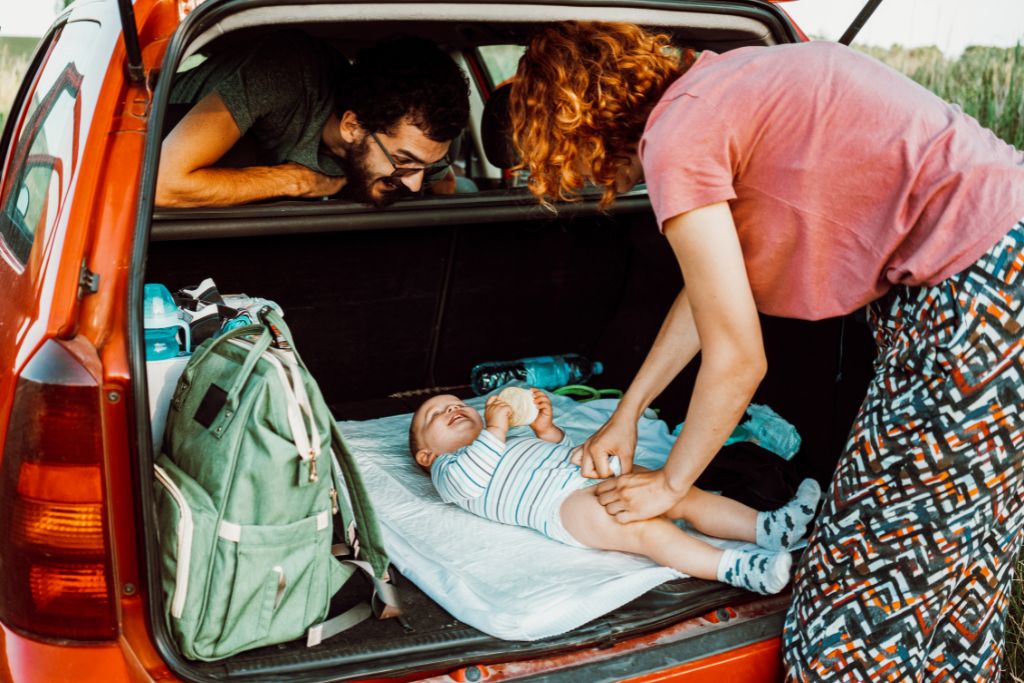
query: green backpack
[{"left": 153, "top": 307, "right": 398, "bottom": 661}]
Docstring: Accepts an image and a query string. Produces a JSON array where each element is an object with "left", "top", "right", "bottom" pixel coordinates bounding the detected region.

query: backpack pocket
[
  {"left": 153, "top": 455, "right": 219, "bottom": 660},
  {"left": 197, "top": 509, "right": 339, "bottom": 658}
]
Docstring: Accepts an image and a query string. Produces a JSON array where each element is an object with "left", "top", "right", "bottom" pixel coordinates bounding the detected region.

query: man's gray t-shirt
[{"left": 170, "top": 31, "right": 348, "bottom": 176}]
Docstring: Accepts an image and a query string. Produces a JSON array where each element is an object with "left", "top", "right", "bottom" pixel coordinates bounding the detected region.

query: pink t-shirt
[{"left": 640, "top": 41, "right": 1024, "bottom": 320}]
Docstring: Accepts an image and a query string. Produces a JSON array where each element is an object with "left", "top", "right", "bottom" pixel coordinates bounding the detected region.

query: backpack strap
[
  {"left": 306, "top": 602, "right": 373, "bottom": 647},
  {"left": 258, "top": 307, "right": 402, "bottom": 619},
  {"left": 328, "top": 439, "right": 402, "bottom": 619},
  {"left": 170, "top": 323, "right": 271, "bottom": 422}
]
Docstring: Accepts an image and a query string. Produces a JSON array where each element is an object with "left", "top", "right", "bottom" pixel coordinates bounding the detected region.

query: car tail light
[{"left": 0, "top": 338, "right": 117, "bottom": 639}]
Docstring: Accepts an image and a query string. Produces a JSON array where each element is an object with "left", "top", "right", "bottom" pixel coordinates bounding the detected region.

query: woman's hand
[
  {"left": 595, "top": 469, "right": 685, "bottom": 523},
  {"left": 576, "top": 415, "right": 638, "bottom": 478}
]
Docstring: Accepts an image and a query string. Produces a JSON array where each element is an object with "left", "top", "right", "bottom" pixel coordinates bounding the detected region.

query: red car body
[{"left": 0, "top": 1, "right": 816, "bottom": 680}]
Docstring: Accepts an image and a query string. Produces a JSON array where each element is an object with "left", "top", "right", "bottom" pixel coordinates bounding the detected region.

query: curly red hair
[{"left": 509, "top": 22, "right": 690, "bottom": 208}]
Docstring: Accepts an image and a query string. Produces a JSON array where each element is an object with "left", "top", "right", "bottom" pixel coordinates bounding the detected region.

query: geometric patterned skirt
[{"left": 783, "top": 221, "right": 1024, "bottom": 681}]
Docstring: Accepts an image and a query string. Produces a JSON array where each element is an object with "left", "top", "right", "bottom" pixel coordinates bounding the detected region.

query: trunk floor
[
  {"left": 194, "top": 569, "right": 768, "bottom": 681},
  {"left": 177, "top": 397, "right": 784, "bottom": 681}
]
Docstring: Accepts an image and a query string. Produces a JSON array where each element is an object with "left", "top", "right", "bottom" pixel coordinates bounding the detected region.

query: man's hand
[
  {"left": 484, "top": 396, "right": 513, "bottom": 439},
  {"left": 529, "top": 388, "right": 564, "bottom": 442},
  {"left": 576, "top": 414, "right": 637, "bottom": 478},
  {"left": 595, "top": 469, "right": 686, "bottom": 523}
]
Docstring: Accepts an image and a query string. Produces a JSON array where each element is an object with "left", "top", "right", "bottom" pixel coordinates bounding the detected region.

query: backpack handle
[{"left": 172, "top": 323, "right": 272, "bottom": 413}]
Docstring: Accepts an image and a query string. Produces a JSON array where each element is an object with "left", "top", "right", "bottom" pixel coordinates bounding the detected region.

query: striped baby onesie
[{"left": 431, "top": 429, "right": 593, "bottom": 545}]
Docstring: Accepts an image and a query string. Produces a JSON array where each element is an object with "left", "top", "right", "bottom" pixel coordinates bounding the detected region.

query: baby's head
[{"left": 409, "top": 394, "right": 484, "bottom": 470}]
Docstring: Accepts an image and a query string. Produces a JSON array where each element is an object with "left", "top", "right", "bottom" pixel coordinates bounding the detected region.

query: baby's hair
[
  {"left": 408, "top": 420, "right": 421, "bottom": 457},
  {"left": 408, "top": 406, "right": 431, "bottom": 472}
]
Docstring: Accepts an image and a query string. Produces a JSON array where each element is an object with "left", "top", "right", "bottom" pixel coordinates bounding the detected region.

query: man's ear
[
  {"left": 415, "top": 448, "right": 437, "bottom": 469},
  {"left": 339, "top": 110, "right": 363, "bottom": 145}
]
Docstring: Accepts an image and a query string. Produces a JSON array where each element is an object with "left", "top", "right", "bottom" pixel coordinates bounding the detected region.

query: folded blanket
[{"left": 339, "top": 391, "right": 760, "bottom": 641}]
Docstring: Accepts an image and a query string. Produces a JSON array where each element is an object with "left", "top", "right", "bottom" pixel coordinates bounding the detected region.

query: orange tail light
[{"left": 0, "top": 338, "right": 116, "bottom": 639}]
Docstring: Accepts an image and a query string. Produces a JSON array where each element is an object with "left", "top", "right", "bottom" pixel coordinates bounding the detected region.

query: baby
[{"left": 409, "top": 389, "right": 821, "bottom": 594}]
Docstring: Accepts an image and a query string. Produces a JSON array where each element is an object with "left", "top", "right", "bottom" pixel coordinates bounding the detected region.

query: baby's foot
[
  {"left": 755, "top": 478, "right": 821, "bottom": 550},
  {"left": 716, "top": 548, "right": 793, "bottom": 595}
]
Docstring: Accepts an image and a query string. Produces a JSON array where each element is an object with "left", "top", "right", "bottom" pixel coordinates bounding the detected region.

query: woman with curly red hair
[{"left": 510, "top": 21, "right": 1024, "bottom": 682}]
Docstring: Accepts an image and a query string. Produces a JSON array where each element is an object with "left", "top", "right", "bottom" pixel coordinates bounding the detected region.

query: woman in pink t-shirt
[{"left": 509, "top": 21, "right": 1024, "bottom": 681}]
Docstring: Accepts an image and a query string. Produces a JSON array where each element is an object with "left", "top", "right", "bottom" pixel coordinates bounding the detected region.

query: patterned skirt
[{"left": 783, "top": 221, "right": 1024, "bottom": 681}]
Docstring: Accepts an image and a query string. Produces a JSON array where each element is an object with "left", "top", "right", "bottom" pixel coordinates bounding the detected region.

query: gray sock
[
  {"left": 755, "top": 478, "right": 821, "bottom": 550},
  {"left": 716, "top": 547, "right": 793, "bottom": 595}
]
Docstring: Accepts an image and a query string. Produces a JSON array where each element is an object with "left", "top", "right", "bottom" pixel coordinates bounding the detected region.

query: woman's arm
[
  {"left": 595, "top": 201, "right": 767, "bottom": 522},
  {"left": 577, "top": 287, "right": 699, "bottom": 477}
]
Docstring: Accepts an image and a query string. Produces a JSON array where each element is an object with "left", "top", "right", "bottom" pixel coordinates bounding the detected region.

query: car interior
[{"left": 141, "top": 4, "right": 878, "bottom": 679}]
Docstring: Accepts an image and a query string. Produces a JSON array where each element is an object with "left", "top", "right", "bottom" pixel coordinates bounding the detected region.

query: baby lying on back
[{"left": 409, "top": 388, "right": 820, "bottom": 594}]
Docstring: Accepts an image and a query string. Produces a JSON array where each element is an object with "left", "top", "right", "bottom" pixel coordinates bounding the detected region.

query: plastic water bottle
[
  {"left": 143, "top": 283, "right": 191, "bottom": 360},
  {"left": 674, "top": 403, "right": 801, "bottom": 460},
  {"left": 724, "top": 403, "right": 801, "bottom": 460},
  {"left": 470, "top": 354, "right": 604, "bottom": 395}
]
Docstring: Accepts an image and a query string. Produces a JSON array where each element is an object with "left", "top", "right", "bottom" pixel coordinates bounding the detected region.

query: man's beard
[{"left": 337, "top": 136, "right": 410, "bottom": 208}]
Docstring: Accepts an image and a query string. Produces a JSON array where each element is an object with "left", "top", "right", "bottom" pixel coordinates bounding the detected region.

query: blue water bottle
[
  {"left": 143, "top": 283, "right": 191, "bottom": 360},
  {"left": 470, "top": 354, "right": 603, "bottom": 395}
]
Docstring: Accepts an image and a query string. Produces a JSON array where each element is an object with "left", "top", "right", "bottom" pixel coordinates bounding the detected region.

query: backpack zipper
[
  {"left": 227, "top": 339, "right": 320, "bottom": 483},
  {"left": 154, "top": 464, "right": 193, "bottom": 619}
]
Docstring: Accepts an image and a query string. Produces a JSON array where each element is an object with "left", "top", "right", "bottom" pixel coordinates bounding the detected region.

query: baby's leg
[
  {"left": 559, "top": 488, "right": 792, "bottom": 594},
  {"left": 663, "top": 487, "right": 758, "bottom": 542},
  {"left": 665, "top": 478, "right": 821, "bottom": 551}
]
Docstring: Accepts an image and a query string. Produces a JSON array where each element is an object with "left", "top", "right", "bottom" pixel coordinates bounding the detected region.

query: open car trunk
[
  {"left": 144, "top": 196, "right": 874, "bottom": 681},
  {"left": 136, "top": 3, "right": 876, "bottom": 680}
]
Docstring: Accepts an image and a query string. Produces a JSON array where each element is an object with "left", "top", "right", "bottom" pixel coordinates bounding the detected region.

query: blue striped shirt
[{"left": 431, "top": 428, "right": 587, "bottom": 538}]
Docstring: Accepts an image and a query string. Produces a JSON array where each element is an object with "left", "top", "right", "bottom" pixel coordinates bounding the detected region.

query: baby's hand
[
  {"left": 485, "top": 396, "right": 514, "bottom": 434},
  {"left": 530, "top": 388, "right": 564, "bottom": 442},
  {"left": 531, "top": 388, "right": 554, "bottom": 429}
]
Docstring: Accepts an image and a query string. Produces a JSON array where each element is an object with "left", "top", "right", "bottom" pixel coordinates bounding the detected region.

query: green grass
[
  {"left": 858, "top": 41, "right": 1024, "bottom": 682},
  {"left": 1011, "top": 565, "right": 1024, "bottom": 683},
  {"left": 860, "top": 42, "right": 1024, "bottom": 149}
]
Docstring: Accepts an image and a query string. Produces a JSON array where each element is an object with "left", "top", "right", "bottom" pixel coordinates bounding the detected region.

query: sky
[
  {"left": 781, "top": 0, "right": 1022, "bottom": 56},
  {"left": 0, "top": 1, "right": 63, "bottom": 37},
  {"left": 1, "top": 0, "right": 1022, "bottom": 56}
]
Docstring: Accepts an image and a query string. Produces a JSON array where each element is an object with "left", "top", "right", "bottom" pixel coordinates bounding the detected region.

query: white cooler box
[{"left": 147, "top": 356, "right": 190, "bottom": 450}]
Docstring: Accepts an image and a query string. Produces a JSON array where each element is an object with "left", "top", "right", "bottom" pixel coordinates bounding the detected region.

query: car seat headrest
[{"left": 481, "top": 83, "right": 519, "bottom": 170}]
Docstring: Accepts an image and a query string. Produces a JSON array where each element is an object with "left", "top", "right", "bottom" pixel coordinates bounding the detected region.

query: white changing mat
[{"left": 339, "top": 391, "right": 760, "bottom": 641}]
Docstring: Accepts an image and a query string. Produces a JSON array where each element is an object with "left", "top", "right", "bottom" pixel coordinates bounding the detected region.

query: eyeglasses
[{"left": 369, "top": 131, "right": 452, "bottom": 180}]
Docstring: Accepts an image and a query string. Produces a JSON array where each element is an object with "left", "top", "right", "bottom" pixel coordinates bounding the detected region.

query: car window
[
  {"left": 0, "top": 25, "right": 84, "bottom": 265},
  {"left": 478, "top": 45, "right": 525, "bottom": 88}
]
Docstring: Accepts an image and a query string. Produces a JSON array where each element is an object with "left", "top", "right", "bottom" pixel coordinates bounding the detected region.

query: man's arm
[{"left": 156, "top": 91, "right": 345, "bottom": 208}]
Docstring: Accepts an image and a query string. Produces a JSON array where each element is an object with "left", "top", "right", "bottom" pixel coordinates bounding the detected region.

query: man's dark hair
[{"left": 340, "top": 36, "right": 470, "bottom": 142}]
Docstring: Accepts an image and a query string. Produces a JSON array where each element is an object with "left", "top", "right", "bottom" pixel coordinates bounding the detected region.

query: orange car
[{"left": 0, "top": 1, "right": 872, "bottom": 680}]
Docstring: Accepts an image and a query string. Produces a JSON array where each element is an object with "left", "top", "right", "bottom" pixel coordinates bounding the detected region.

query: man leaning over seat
[{"left": 156, "top": 31, "right": 470, "bottom": 208}]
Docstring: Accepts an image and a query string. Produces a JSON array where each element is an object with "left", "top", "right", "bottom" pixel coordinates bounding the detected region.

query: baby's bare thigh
[{"left": 559, "top": 487, "right": 650, "bottom": 554}]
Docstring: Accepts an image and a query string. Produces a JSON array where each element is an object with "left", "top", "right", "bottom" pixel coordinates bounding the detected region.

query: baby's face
[{"left": 413, "top": 394, "right": 484, "bottom": 459}]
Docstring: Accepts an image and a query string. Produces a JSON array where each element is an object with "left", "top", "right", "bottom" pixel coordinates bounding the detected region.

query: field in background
[
  {"left": 0, "top": 36, "right": 37, "bottom": 132},
  {"left": 863, "top": 42, "right": 1024, "bottom": 149}
]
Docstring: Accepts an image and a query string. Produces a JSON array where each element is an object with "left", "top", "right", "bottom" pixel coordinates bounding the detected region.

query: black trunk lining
[{"left": 144, "top": 208, "right": 870, "bottom": 681}]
